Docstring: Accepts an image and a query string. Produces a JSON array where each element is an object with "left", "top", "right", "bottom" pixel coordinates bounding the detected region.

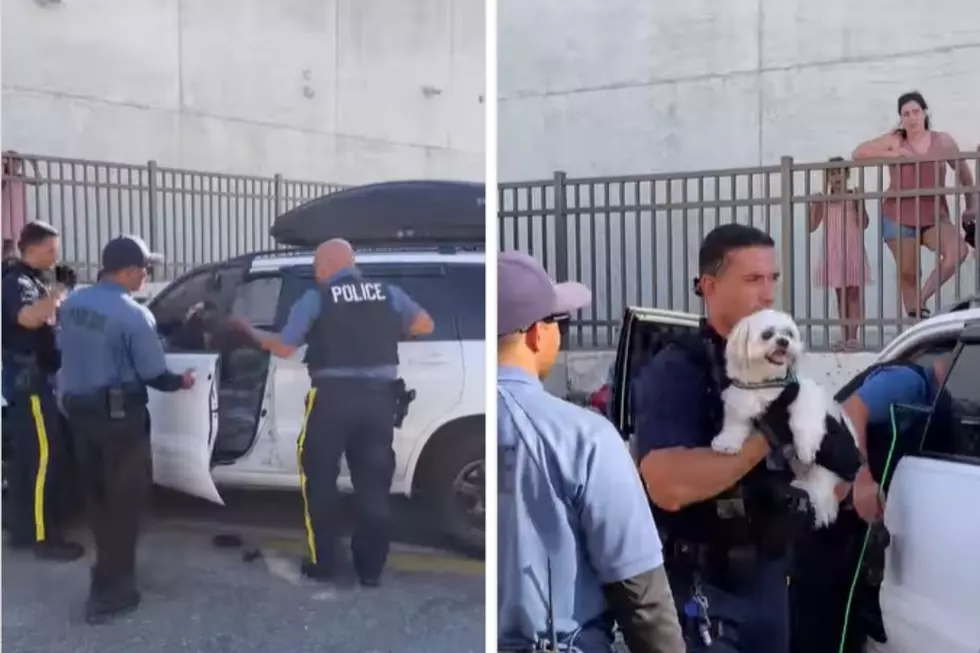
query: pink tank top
[{"left": 882, "top": 133, "right": 949, "bottom": 227}]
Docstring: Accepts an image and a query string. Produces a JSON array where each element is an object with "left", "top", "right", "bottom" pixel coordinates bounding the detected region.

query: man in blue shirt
[
  {"left": 59, "top": 235, "right": 194, "bottom": 624},
  {"left": 233, "top": 238, "right": 432, "bottom": 587},
  {"left": 840, "top": 355, "right": 947, "bottom": 521},
  {"left": 791, "top": 352, "right": 950, "bottom": 653},
  {"left": 635, "top": 224, "right": 805, "bottom": 653},
  {"left": 497, "top": 251, "right": 684, "bottom": 653}
]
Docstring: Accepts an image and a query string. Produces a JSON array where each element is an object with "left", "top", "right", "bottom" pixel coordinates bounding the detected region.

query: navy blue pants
[
  {"left": 674, "top": 559, "right": 791, "bottom": 653},
  {"left": 298, "top": 379, "right": 396, "bottom": 580},
  {"left": 5, "top": 386, "right": 70, "bottom": 545}
]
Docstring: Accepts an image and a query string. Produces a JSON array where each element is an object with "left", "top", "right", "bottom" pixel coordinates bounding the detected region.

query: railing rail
[
  {"left": 500, "top": 152, "right": 980, "bottom": 351},
  {"left": 1, "top": 152, "right": 345, "bottom": 281}
]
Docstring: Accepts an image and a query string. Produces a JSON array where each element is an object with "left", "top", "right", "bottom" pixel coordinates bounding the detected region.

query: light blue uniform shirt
[
  {"left": 57, "top": 281, "right": 169, "bottom": 395},
  {"left": 497, "top": 365, "right": 665, "bottom": 653},
  {"left": 856, "top": 364, "right": 937, "bottom": 423},
  {"left": 279, "top": 267, "right": 423, "bottom": 380}
]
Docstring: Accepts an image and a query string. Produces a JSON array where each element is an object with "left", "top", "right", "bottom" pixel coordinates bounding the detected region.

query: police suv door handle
[{"left": 407, "top": 354, "right": 449, "bottom": 366}]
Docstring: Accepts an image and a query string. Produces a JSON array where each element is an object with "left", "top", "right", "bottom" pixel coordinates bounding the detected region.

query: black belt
[{"left": 63, "top": 387, "right": 147, "bottom": 415}]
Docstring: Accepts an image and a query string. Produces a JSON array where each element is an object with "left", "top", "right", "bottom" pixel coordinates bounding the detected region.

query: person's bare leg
[
  {"left": 920, "top": 220, "right": 970, "bottom": 307},
  {"left": 833, "top": 288, "right": 848, "bottom": 347},
  {"left": 844, "top": 287, "right": 862, "bottom": 343},
  {"left": 884, "top": 236, "right": 921, "bottom": 315}
]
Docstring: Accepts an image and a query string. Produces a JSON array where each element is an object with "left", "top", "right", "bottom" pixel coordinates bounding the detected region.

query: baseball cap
[
  {"left": 497, "top": 251, "right": 591, "bottom": 336},
  {"left": 100, "top": 235, "right": 163, "bottom": 274}
]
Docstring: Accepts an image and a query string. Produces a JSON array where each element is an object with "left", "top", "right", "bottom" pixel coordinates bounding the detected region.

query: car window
[
  {"left": 924, "top": 342, "right": 980, "bottom": 460},
  {"left": 363, "top": 264, "right": 458, "bottom": 342},
  {"left": 150, "top": 268, "right": 217, "bottom": 334},
  {"left": 232, "top": 275, "right": 282, "bottom": 328},
  {"left": 444, "top": 263, "right": 484, "bottom": 341}
]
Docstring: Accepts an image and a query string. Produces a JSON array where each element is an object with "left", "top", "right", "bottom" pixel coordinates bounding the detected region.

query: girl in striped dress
[{"left": 808, "top": 157, "right": 871, "bottom": 350}]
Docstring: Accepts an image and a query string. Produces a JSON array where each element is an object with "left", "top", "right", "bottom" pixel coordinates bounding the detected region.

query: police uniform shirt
[
  {"left": 279, "top": 266, "right": 422, "bottom": 379},
  {"left": 634, "top": 342, "right": 719, "bottom": 457},
  {"left": 57, "top": 281, "right": 171, "bottom": 395},
  {"left": 1, "top": 261, "right": 59, "bottom": 364},
  {"left": 497, "top": 365, "right": 665, "bottom": 652}
]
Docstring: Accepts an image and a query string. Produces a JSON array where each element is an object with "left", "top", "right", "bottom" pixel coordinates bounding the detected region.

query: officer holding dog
[
  {"left": 59, "top": 235, "right": 195, "bottom": 624},
  {"left": 1, "top": 221, "right": 84, "bottom": 561},
  {"left": 634, "top": 224, "right": 806, "bottom": 652},
  {"left": 234, "top": 238, "right": 432, "bottom": 586}
]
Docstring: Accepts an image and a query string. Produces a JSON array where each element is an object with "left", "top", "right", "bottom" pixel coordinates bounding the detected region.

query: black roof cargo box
[{"left": 270, "top": 179, "right": 485, "bottom": 248}]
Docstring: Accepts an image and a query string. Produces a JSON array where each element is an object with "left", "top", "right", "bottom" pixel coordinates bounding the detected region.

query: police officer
[
  {"left": 233, "top": 238, "right": 433, "bottom": 586},
  {"left": 1, "top": 221, "right": 84, "bottom": 560},
  {"left": 791, "top": 349, "right": 954, "bottom": 653},
  {"left": 58, "top": 235, "right": 195, "bottom": 624},
  {"left": 635, "top": 224, "right": 809, "bottom": 652},
  {"left": 497, "top": 251, "right": 685, "bottom": 653}
]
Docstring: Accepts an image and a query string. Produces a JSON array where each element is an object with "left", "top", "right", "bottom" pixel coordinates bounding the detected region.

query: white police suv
[
  {"left": 145, "top": 180, "right": 486, "bottom": 550},
  {"left": 611, "top": 299, "right": 980, "bottom": 653}
]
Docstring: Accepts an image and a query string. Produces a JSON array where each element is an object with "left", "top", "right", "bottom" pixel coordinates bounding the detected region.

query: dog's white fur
[{"left": 710, "top": 309, "right": 857, "bottom": 528}]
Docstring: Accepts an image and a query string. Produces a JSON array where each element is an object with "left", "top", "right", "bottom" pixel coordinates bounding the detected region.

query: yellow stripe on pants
[
  {"left": 29, "top": 395, "right": 50, "bottom": 542},
  {"left": 297, "top": 388, "right": 318, "bottom": 564}
]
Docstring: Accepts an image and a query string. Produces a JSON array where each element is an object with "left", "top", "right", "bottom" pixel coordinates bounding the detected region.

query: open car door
[
  {"left": 148, "top": 352, "right": 222, "bottom": 505},
  {"left": 875, "top": 325, "right": 980, "bottom": 653},
  {"left": 610, "top": 307, "right": 701, "bottom": 455}
]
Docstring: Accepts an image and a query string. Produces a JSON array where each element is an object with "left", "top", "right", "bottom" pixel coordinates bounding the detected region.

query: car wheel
[{"left": 424, "top": 430, "right": 485, "bottom": 554}]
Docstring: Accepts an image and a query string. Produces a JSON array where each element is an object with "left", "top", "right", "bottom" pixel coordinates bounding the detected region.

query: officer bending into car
[
  {"left": 634, "top": 224, "right": 858, "bottom": 653},
  {"left": 1, "top": 221, "right": 84, "bottom": 561},
  {"left": 497, "top": 251, "right": 685, "bottom": 653},
  {"left": 235, "top": 238, "right": 433, "bottom": 587},
  {"left": 790, "top": 347, "right": 955, "bottom": 653},
  {"left": 59, "top": 235, "right": 195, "bottom": 624}
]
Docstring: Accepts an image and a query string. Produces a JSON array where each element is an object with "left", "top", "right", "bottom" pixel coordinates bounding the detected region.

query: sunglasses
[{"left": 519, "top": 312, "right": 570, "bottom": 333}]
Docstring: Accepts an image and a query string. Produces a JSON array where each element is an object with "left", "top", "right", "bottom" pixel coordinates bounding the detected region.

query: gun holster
[
  {"left": 392, "top": 377, "right": 416, "bottom": 428},
  {"left": 11, "top": 355, "right": 44, "bottom": 394}
]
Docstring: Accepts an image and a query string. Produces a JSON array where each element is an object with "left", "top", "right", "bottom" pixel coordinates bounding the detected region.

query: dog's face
[{"left": 726, "top": 309, "right": 803, "bottom": 382}]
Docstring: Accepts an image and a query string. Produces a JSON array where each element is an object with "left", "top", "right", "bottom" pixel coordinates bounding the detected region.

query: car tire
[{"left": 422, "top": 428, "right": 484, "bottom": 554}]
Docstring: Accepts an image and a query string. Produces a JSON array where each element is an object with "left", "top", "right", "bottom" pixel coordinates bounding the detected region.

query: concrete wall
[
  {"left": 2, "top": 0, "right": 485, "bottom": 185},
  {"left": 498, "top": 0, "right": 980, "bottom": 345},
  {"left": 499, "top": 0, "right": 980, "bottom": 180}
]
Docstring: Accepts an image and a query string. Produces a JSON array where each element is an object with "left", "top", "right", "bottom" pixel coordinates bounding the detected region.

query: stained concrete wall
[
  {"left": 2, "top": 0, "right": 485, "bottom": 185},
  {"left": 499, "top": 0, "right": 980, "bottom": 180}
]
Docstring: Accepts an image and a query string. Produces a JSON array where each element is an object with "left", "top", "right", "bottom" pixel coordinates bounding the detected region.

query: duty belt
[{"left": 63, "top": 384, "right": 148, "bottom": 417}]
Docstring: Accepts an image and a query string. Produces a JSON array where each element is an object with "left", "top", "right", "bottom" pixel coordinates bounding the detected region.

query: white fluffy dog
[{"left": 710, "top": 308, "right": 856, "bottom": 528}]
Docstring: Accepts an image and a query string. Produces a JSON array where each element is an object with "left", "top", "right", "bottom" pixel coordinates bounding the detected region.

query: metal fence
[
  {"left": 1, "top": 152, "right": 345, "bottom": 281},
  {"left": 499, "top": 152, "right": 980, "bottom": 351}
]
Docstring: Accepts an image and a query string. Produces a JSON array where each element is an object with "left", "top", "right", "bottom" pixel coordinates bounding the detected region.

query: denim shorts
[{"left": 881, "top": 217, "right": 931, "bottom": 242}]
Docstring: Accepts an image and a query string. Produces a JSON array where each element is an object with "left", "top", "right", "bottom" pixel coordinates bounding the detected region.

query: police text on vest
[{"left": 332, "top": 282, "right": 386, "bottom": 303}]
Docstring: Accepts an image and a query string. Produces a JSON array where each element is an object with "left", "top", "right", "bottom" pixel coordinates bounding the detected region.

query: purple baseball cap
[{"left": 497, "top": 251, "right": 591, "bottom": 336}]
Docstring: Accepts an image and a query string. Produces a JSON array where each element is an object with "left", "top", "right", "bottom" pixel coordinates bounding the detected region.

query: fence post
[
  {"left": 553, "top": 170, "right": 569, "bottom": 283},
  {"left": 779, "top": 156, "right": 795, "bottom": 313},
  {"left": 147, "top": 160, "right": 160, "bottom": 268},
  {"left": 273, "top": 173, "right": 284, "bottom": 218}
]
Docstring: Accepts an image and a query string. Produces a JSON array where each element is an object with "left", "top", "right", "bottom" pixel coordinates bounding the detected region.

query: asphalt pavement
[{"left": 2, "top": 490, "right": 485, "bottom": 653}]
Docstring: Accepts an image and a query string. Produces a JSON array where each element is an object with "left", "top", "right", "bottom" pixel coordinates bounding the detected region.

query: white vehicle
[
  {"left": 144, "top": 245, "right": 486, "bottom": 550},
  {"left": 610, "top": 299, "right": 980, "bottom": 653}
]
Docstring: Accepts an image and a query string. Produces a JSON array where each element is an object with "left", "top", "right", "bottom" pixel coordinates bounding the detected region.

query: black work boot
[
  {"left": 300, "top": 557, "right": 336, "bottom": 583},
  {"left": 85, "top": 576, "right": 141, "bottom": 626},
  {"left": 33, "top": 538, "right": 85, "bottom": 562}
]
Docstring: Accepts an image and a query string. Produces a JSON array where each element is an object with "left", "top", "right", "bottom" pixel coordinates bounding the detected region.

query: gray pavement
[{"left": 2, "top": 495, "right": 485, "bottom": 653}]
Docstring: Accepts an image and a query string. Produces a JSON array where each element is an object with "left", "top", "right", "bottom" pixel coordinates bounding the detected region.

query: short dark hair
[
  {"left": 17, "top": 221, "right": 59, "bottom": 253},
  {"left": 698, "top": 223, "right": 774, "bottom": 277}
]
